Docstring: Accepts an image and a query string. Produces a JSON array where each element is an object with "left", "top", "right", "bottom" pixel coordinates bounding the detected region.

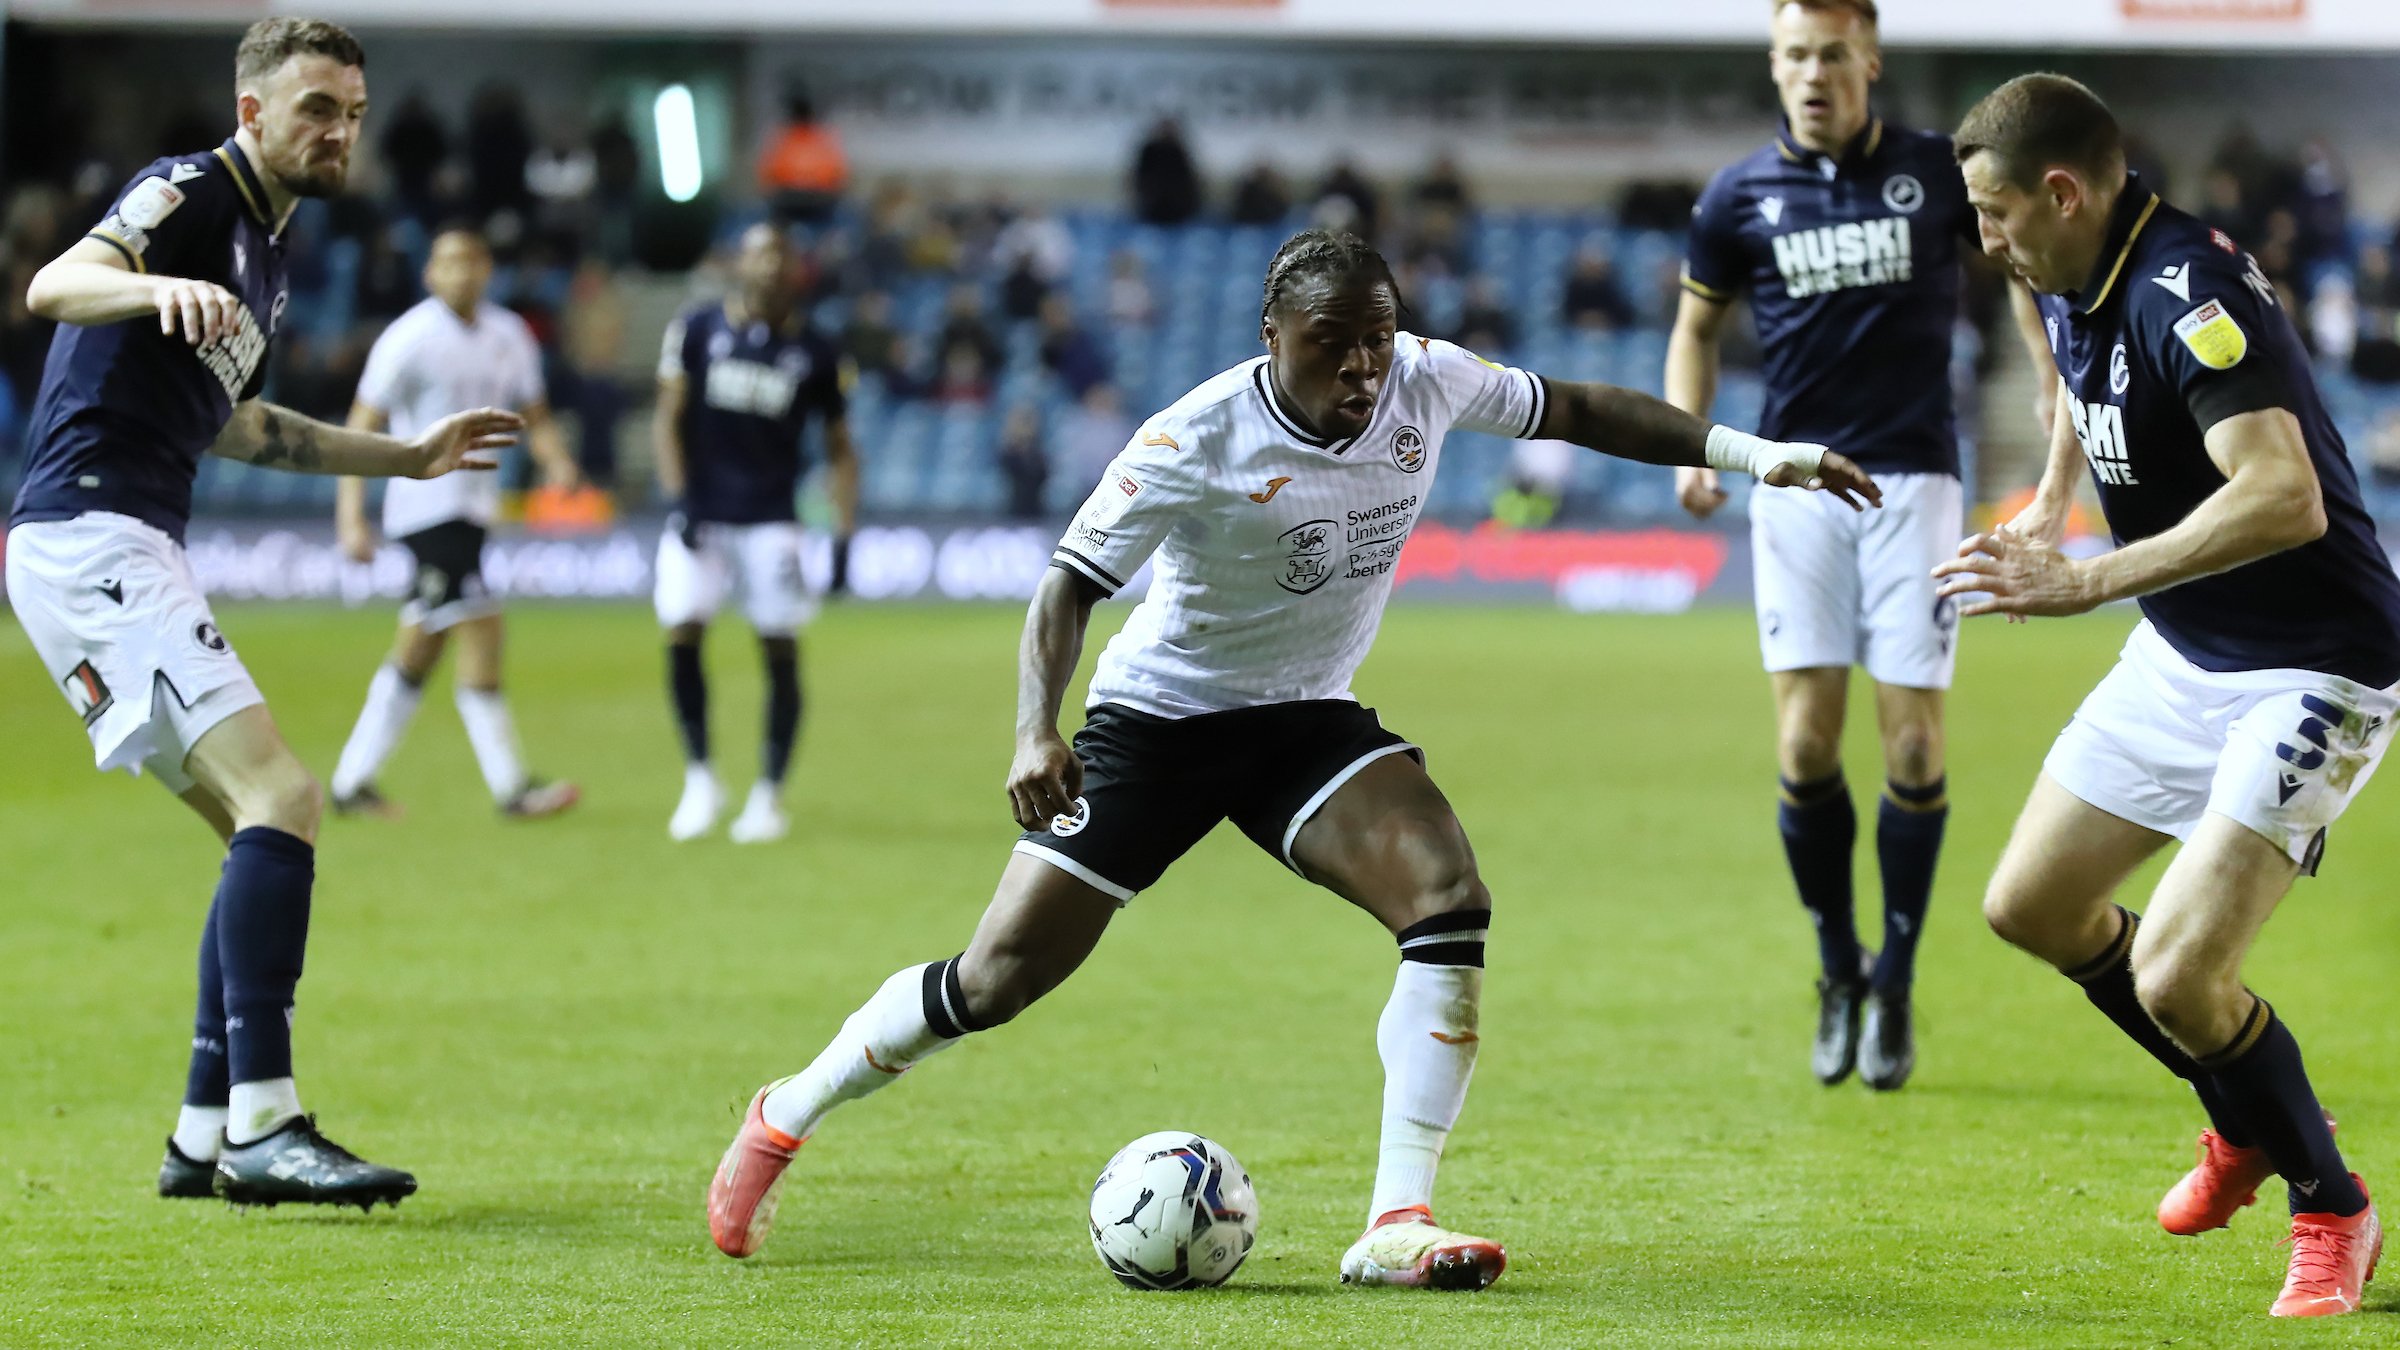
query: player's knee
[
  {"left": 1980, "top": 879, "right": 2041, "bottom": 952},
  {"left": 1777, "top": 724, "right": 1841, "bottom": 782},
  {"left": 1387, "top": 821, "right": 1488, "bottom": 928},
  {"left": 2130, "top": 951, "right": 2229, "bottom": 1041},
  {"left": 1884, "top": 726, "right": 1942, "bottom": 788},
  {"left": 954, "top": 950, "right": 1042, "bottom": 1029},
  {"left": 254, "top": 763, "right": 323, "bottom": 840},
  {"left": 667, "top": 622, "right": 705, "bottom": 647}
]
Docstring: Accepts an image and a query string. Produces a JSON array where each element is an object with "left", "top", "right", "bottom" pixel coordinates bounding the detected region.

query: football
[{"left": 1086, "top": 1132, "right": 1259, "bottom": 1290}]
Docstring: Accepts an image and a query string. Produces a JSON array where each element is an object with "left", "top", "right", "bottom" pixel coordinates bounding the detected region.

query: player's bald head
[{"left": 1954, "top": 73, "right": 2125, "bottom": 192}]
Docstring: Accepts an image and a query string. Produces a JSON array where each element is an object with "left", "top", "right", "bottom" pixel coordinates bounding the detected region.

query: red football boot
[{"left": 708, "top": 1082, "right": 803, "bottom": 1258}]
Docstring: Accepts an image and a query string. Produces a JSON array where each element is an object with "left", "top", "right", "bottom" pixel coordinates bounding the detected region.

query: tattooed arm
[{"left": 208, "top": 399, "right": 524, "bottom": 478}]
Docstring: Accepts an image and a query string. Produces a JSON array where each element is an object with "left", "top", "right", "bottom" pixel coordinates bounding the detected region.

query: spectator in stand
[
  {"left": 561, "top": 257, "right": 629, "bottom": 488},
  {"left": 842, "top": 290, "right": 911, "bottom": 389},
  {"left": 1562, "top": 243, "right": 1635, "bottom": 331},
  {"left": 1, "top": 186, "right": 64, "bottom": 425},
  {"left": 937, "top": 284, "right": 1004, "bottom": 381},
  {"left": 932, "top": 342, "right": 992, "bottom": 406},
  {"left": 527, "top": 118, "right": 597, "bottom": 254},
  {"left": 1106, "top": 248, "right": 1156, "bottom": 328},
  {"left": 1037, "top": 293, "right": 1109, "bottom": 399},
  {"left": 1452, "top": 275, "right": 1517, "bottom": 356},
  {"left": 2199, "top": 167, "right": 2262, "bottom": 255},
  {"left": 382, "top": 91, "right": 450, "bottom": 226},
  {"left": 1230, "top": 160, "right": 1291, "bottom": 225},
  {"left": 1411, "top": 152, "right": 1471, "bottom": 212},
  {"left": 995, "top": 404, "right": 1048, "bottom": 520},
  {"left": 466, "top": 83, "right": 535, "bottom": 236},
  {"left": 1315, "top": 159, "right": 1380, "bottom": 241},
  {"left": 1130, "top": 118, "right": 1202, "bottom": 226},
  {"left": 994, "top": 203, "right": 1074, "bottom": 320},
  {"left": 355, "top": 224, "right": 420, "bottom": 324},
  {"left": 2296, "top": 139, "right": 2351, "bottom": 271},
  {"left": 1055, "top": 381, "right": 1136, "bottom": 505},
  {"left": 590, "top": 116, "right": 640, "bottom": 266},
  {"left": 758, "top": 89, "right": 849, "bottom": 226}
]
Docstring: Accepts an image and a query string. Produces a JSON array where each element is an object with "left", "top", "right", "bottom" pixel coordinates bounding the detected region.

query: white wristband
[{"left": 1704, "top": 424, "right": 1827, "bottom": 481}]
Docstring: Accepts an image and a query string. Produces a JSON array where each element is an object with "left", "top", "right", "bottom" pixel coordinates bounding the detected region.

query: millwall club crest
[
  {"left": 1389, "top": 425, "right": 1426, "bottom": 474},
  {"left": 1882, "top": 174, "right": 1925, "bottom": 214},
  {"left": 2110, "top": 344, "right": 2131, "bottom": 396}
]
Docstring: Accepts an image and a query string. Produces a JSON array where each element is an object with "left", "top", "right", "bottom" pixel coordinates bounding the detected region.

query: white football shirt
[
  {"left": 1055, "top": 333, "right": 1548, "bottom": 718},
  {"left": 360, "top": 298, "right": 547, "bottom": 539}
]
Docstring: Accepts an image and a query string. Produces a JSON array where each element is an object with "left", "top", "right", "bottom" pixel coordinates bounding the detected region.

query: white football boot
[
  {"left": 669, "top": 765, "right": 724, "bottom": 841},
  {"left": 1339, "top": 1205, "right": 1507, "bottom": 1290},
  {"left": 728, "top": 781, "right": 789, "bottom": 844}
]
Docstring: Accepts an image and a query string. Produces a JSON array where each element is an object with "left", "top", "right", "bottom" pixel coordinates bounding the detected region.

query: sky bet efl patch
[{"left": 2173, "top": 298, "right": 2249, "bottom": 370}]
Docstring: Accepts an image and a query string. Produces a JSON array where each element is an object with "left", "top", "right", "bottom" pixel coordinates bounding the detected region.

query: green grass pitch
[{"left": 4, "top": 599, "right": 2397, "bottom": 1348}]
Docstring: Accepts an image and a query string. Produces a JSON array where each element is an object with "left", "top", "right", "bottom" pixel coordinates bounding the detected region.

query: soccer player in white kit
[
  {"left": 706, "top": 230, "right": 1878, "bottom": 1286},
  {"left": 328, "top": 224, "right": 583, "bottom": 820}
]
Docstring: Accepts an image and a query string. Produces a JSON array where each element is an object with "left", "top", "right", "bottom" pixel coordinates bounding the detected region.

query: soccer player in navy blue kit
[
  {"left": 653, "top": 223, "right": 857, "bottom": 843},
  {"left": 4, "top": 18, "right": 519, "bottom": 1207},
  {"left": 1667, "top": 0, "right": 2048, "bottom": 1090},
  {"left": 1940, "top": 74, "right": 2395, "bottom": 1317}
]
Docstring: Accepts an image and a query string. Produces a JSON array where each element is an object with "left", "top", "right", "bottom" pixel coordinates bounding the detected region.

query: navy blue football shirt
[
  {"left": 1684, "top": 119, "right": 1975, "bottom": 476},
  {"left": 2036, "top": 177, "right": 2400, "bottom": 686},
  {"left": 11, "top": 140, "right": 289, "bottom": 545},
  {"left": 661, "top": 303, "right": 846, "bottom": 525}
]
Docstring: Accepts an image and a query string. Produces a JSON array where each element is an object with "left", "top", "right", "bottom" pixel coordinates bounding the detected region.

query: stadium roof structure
[{"left": 10, "top": 0, "right": 2400, "bottom": 50}]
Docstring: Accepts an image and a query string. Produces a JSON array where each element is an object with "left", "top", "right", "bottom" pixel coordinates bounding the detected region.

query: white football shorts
[
  {"left": 653, "top": 520, "right": 816, "bottom": 636},
  {"left": 2045, "top": 620, "right": 2399, "bottom": 870},
  {"left": 5, "top": 512, "right": 264, "bottom": 793},
  {"left": 1751, "top": 471, "right": 1963, "bottom": 689}
]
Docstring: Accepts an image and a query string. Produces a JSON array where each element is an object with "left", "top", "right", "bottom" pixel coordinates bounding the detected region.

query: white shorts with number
[
  {"left": 653, "top": 520, "right": 816, "bottom": 636},
  {"left": 1751, "top": 471, "right": 1963, "bottom": 689},
  {"left": 5, "top": 512, "right": 264, "bottom": 793},
  {"left": 2045, "top": 620, "right": 2399, "bottom": 870}
]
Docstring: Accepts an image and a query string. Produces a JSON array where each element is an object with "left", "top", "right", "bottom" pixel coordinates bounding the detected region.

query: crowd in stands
[{"left": 10, "top": 100, "right": 2400, "bottom": 524}]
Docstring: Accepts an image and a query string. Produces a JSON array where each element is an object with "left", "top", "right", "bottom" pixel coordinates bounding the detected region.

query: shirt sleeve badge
[{"left": 2172, "top": 299, "right": 2248, "bottom": 370}]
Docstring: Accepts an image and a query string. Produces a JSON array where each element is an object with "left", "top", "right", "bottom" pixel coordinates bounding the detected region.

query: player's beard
[{"left": 269, "top": 148, "right": 349, "bottom": 200}]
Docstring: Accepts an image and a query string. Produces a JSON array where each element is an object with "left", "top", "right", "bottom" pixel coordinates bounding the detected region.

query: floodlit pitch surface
[{"left": 3, "top": 601, "right": 2395, "bottom": 1348}]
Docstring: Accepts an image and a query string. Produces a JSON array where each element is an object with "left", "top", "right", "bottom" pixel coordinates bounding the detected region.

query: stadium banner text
[{"left": 9, "top": 0, "right": 2398, "bottom": 48}]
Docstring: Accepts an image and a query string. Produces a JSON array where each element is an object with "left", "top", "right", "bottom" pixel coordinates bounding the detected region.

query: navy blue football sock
[
  {"left": 214, "top": 827, "right": 313, "bottom": 1085},
  {"left": 183, "top": 894, "right": 229, "bottom": 1108},
  {"left": 2201, "top": 999, "right": 2364, "bottom": 1217},
  {"left": 1871, "top": 778, "right": 1946, "bottom": 994},
  {"left": 762, "top": 638, "right": 801, "bottom": 786},
  {"left": 1778, "top": 773, "right": 1860, "bottom": 982},
  {"left": 669, "top": 642, "right": 709, "bottom": 764},
  {"left": 2062, "top": 907, "right": 2255, "bottom": 1148}
]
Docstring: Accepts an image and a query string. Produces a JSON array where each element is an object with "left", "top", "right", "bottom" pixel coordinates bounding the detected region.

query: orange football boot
[
  {"left": 708, "top": 1083, "right": 803, "bottom": 1258},
  {"left": 2272, "top": 1176, "right": 2381, "bottom": 1318},
  {"left": 2159, "top": 1130, "right": 2278, "bottom": 1235}
]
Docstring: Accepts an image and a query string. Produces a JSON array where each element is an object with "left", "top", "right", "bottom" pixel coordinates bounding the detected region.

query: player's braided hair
[
  {"left": 235, "top": 17, "right": 365, "bottom": 91},
  {"left": 1259, "top": 229, "right": 1404, "bottom": 328}
]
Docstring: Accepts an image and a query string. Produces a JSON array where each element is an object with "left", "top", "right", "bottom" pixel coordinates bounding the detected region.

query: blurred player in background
[
  {"left": 654, "top": 222, "right": 857, "bottom": 843},
  {"left": 3, "top": 18, "right": 518, "bottom": 1207},
  {"left": 1943, "top": 74, "right": 2396, "bottom": 1318},
  {"left": 328, "top": 224, "right": 583, "bottom": 820},
  {"left": 705, "top": 229, "right": 1879, "bottom": 1288},
  {"left": 1667, "top": 0, "right": 2048, "bottom": 1089}
]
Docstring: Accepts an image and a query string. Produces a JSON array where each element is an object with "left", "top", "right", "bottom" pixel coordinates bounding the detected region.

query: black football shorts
[
  {"left": 399, "top": 520, "right": 497, "bottom": 632},
  {"left": 1014, "top": 699, "right": 1421, "bottom": 903}
]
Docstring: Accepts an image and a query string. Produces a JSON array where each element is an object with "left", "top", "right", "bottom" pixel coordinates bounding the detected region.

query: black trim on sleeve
[
  {"left": 1515, "top": 371, "right": 1550, "bottom": 440},
  {"left": 1050, "top": 550, "right": 1123, "bottom": 596},
  {"left": 2186, "top": 362, "right": 2294, "bottom": 434}
]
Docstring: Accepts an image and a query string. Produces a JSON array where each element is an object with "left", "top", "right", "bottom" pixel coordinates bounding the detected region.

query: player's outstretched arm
[
  {"left": 521, "top": 401, "right": 582, "bottom": 489},
  {"left": 1530, "top": 375, "right": 1881, "bottom": 510},
  {"left": 1006, "top": 567, "right": 1106, "bottom": 832},
  {"left": 1663, "top": 289, "right": 1734, "bottom": 520},
  {"left": 209, "top": 400, "right": 521, "bottom": 479},
  {"left": 26, "top": 237, "right": 249, "bottom": 341},
  {"left": 334, "top": 401, "right": 387, "bottom": 563},
  {"left": 1935, "top": 407, "right": 2325, "bottom": 619}
]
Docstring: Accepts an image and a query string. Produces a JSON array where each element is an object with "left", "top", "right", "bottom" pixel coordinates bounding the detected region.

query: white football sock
[
  {"left": 1369, "top": 960, "right": 1483, "bottom": 1222},
  {"left": 330, "top": 664, "right": 422, "bottom": 798},
  {"left": 762, "top": 963, "right": 965, "bottom": 1140},
  {"left": 173, "top": 1105, "right": 227, "bottom": 1161},
  {"left": 454, "top": 686, "right": 527, "bottom": 803},
  {"left": 226, "top": 1078, "right": 302, "bottom": 1145}
]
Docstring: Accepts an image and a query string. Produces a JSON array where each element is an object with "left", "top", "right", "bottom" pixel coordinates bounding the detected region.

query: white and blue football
[{"left": 1086, "top": 1131, "right": 1259, "bottom": 1290}]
